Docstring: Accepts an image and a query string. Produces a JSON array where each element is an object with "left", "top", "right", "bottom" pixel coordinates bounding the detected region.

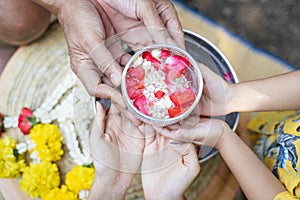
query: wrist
[
  {"left": 225, "top": 83, "right": 237, "bottom": 114},
  {"left": 89, "top": 175, "right": 129, "bottom": 200},
  {"left": 214, "top": 121, "right": 234, "bottom": 151}
]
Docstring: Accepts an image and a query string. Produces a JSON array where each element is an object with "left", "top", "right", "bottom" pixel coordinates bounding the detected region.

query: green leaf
[
  {"left": 13, "top": 149, "right": 20, "bottom": 161},
  {"left": 28, "top": 117, "right": 38, "bottom": 127},
  {"left": 83, "top": 163, "right": 94, "bottom": 168}
]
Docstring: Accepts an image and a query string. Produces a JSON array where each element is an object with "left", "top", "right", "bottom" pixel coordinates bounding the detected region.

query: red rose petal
[
  {"left": 168, "top": 107, "right": 183, "bottom": 118},
  {"left": 166, "top": 70, "right": 180, "bottom": 81},
  {"left": 133, "top": 95, "right": 150, "bottom": 116},
  {"left": 165, "top": 55, "right": 190, "bottom": 79},
  {"left": 154, "top": 91, "right": 165, "bottom": 99},
  {"left": 223, "top": 72, "right": 233, "bottom": 82},
  {"left": 142, "top": 51, "right": 161, "bottom": 69},
  {"left": 18, "top": 120, "right": 32, "bottom": 135},
  {"left": 18, "top": 107, "right": 36, "bottom": 134},
  {"left": 21, "top": 107, "right": 34, "bottom": 118},
  {"left": 126, "top": 67, "right": 145, "bottom": 100},
  {"left": 160, "top": 49, "right": 171, "bottom": 59},
  {"left": 127, "top": 67, "right": 145, "bottom": 81},
  {"left": 18, "top": 114, "right": 33, "bottom": 135},
  {"left": 127, "top": 87, "right": 143, "bottom": 100},
  {"left": 169, "top": 88, "right": 195, "bottom": 108}
]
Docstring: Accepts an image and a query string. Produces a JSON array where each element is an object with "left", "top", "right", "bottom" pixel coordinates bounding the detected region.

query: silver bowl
[{"left": 95, "top": 29, "right": 239, "bottom": 163}]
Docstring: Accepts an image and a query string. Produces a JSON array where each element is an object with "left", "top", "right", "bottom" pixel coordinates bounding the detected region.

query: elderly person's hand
[
  {"left": 88, "top": 100, "right": 145, "bottom": 199},
  {"left": 97, "top": 0, "right": 185, "bottom": 49},
  {"left": 32, "top": 0, "right": 131, "bottom": 97},
  {"left": 32, "top": 0, "right": 184, "bottom": 100},
  {"left": 141, "top": 130, "right": 200, "bottom": 200}
]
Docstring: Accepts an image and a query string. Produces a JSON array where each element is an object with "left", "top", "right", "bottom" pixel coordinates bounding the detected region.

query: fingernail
[
  {"left": 169, "top": 140, "right": 182, "bottom": 146},
  {"left": 110, "top": 72, "right": 121, "bottom": 86}
]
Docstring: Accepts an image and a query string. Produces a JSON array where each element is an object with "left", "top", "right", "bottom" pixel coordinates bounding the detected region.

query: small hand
[
  {"left": 141, "top": 130, "right": 200, "bottom": 200},
  {"left": 197, "top": 63, "right": 233, "bottom": 116},
  {"left": 158, "top": 116, "right": 230, "bottom": 149}
]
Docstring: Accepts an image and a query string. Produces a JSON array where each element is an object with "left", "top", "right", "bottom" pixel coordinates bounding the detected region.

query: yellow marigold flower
[
  {"left": 29, "top": 124, "right": 63, "bottom": 162},
  {"left": 43, "top": 185, "right": 77, "bottom": 200},
  {"left": 0, "top": 135, "right": 26, "bottom": 178},
  {"left": 66, "top": 165, "right": 95, "bottom": 194},
  {"left": 20, "top": 162, "right": 60, "bottom": 198}
]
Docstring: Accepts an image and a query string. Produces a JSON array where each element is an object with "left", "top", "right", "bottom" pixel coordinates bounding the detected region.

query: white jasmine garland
[
  {"left": 29, "top": 150, "right": 41, "bottom": 164},
  {"left": 79, "top": 190, "right": 89, "bottom": 200},
  {"left": 3, "top": 72, "right": 93, "bottom": 167},
  {"left": 34, "top": 73, "right": 77, "bottom": 119},
  {"left": 58, "top": 120, "right": 92, "bottom": 166},
  {"left": 16, "top": 139, "right": 36, "bottom": 154},
  {"left": 3, "top": 116, "right": 18, "bottom": 129},
  {"left": 1, "top": 73, "right": 95, "bottom": 198}
]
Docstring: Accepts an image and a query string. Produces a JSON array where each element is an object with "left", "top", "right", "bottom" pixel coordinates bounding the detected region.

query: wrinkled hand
[
  {"left": 88, "top": 101, "right": 145, "bottom": 199},
  {"left": 54, "top": 0, "right": 131, "bottom": 96},
  {"left": 141, "top": 130, "right": 200, "bottom": 200},
  {"left": 197, "top": 63, "right": 233, "bottom": 116},
  {"left": 33, "top": 0, "right": 185, "bottom": 102},
  {"left": 96, "top": 0, "right": 185, "bottom": 49}
]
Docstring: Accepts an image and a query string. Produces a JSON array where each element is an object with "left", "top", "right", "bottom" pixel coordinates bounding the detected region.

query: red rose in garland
[
  {"left": 18, "top": 108, "right": 37, "bottom": 135},
  {"left": 0, "top": 113, "right": 5, "bottom": 136}
]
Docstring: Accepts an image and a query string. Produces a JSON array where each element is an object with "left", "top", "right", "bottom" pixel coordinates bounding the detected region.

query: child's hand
[
  {"left": 197, "top": 63, "right": 234, "bottom": 116},
  {"left": 157, "top": 116, "right": 232, "bottom": 150}
]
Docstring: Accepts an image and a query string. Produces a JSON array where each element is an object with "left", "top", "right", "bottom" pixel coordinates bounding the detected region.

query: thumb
[
  {"left": 137, "top": 1, "right": 177, "bottom": 46},
  {"left": 94, "top": 84, "right": 126, "bottom": 109},
  {"left": 90, "top": 102, "right": 106, "bottom": 142},
  {"left": 89, "top": 43, "right": 123, "bottom": 87}
]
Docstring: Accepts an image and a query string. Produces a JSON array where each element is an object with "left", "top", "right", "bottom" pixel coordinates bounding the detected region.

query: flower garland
[
  {"left": 0, "top": 135, "right": 26, "bottom": 178},
  {"left": 0, "top": 74, "right": 95, "bottom": 200}
]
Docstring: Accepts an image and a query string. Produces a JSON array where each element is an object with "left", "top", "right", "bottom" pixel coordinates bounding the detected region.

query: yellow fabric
[
  {"left": 274, "top": 191, "right": 298, "bottom": 200},
  {"left": 247, "top": 111, "right": 295, "bottom": 135},
  {"left": 284, "top": 116, "right": 300, "bottom": 137},
  {"left": 278, "top": 161, "right": 300, "bottom": 195},
  {"left": 248, "top": 112, "right": 300, "bottom": 199}
]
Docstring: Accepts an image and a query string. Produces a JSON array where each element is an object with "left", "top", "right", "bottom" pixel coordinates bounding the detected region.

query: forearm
[
  {"left": 217, "top": 132, "right": 286, "bottom": 200},
  {"left": 227, "top": 70, "right": 300, "bottom": 113}
]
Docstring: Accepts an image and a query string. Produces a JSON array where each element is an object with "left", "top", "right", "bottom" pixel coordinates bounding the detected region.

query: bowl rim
[{"left": 121, "top": 44, "right": 203, "bottom": 125}]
